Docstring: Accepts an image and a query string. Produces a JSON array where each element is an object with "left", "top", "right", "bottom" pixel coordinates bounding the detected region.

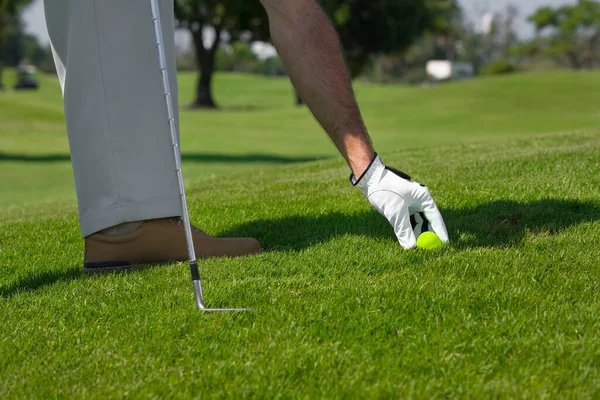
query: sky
[
  {"left": 23, "top": 0, "right": 577, "bottom": 47},
  {"left": 460, "top": 0, "right": 577, "bottom": 35}
]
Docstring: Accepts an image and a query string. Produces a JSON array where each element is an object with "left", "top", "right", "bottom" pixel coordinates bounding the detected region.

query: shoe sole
[
  {"left": 82, "top": 261, "right": 151, "bottom": 274},
  {"left": 82, "top": 248, "right": 264, "bottom": 274}
]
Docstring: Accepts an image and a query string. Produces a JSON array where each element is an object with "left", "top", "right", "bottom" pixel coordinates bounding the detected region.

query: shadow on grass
[
  {"left": 442, "top": 199, "right": 600, "bottom": 249},
  {"left": 2, "top": 199, "right": 597, "bottom": 298},
  {"left": 0, "top": 263, "right": 165, "bottom": 299},
  {"left": 0, "top": 153, "right": 71, "bottom": 162},
  {"left": 183, "top": 104, "right": 268, "bottom": 112},
  {"left": 182, "top": 153, "right": 325, "bottom": 164},
  {"left": 0, "top": 152, "right": 326, "bottom": 164},
  {"left": 0, "top": 267, "right": 81, "bottom": 299},
  {"left": 221, "top": 199, "right": 600, "bottom": 251}
]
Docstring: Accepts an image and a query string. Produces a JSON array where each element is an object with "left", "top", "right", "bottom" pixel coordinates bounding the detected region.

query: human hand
[{"left": 352, "top": 154, "right": 449, "bottom": 249}]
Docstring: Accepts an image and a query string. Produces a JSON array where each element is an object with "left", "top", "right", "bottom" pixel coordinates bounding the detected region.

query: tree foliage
[
  {"left": 513, "top": 0, "right": 600, "bottom": 69},
  {"left": 175, "top": 0, "right": 460, "bottom": 107},
  {"left": 321, "top": 0, "right": 461, "bottom": 77},
  {"left": 363, "top": 2, "right": 522, "bottom": 83},
  {"left": 0, "top": 0, "right": 34, "bottom": 88},
  {"left": 0, "top": 0, "right": 32, "bottom": 34}
]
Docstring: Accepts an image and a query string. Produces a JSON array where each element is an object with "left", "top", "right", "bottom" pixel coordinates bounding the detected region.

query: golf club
[{"left": 150, "top": 0, "right": 250, "bottom": 312}]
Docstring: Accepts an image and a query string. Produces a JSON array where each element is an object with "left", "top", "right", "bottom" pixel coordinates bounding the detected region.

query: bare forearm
[{"left": 261, "top": 0, "right": 374, "bottom": 176}]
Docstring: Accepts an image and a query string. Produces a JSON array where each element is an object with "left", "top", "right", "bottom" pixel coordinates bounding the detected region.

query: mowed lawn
[
  {"left": 1, "top": 70, "right": 600, "bottom": 208},
  {"left": 1, "top": 71, "right": 600, "bottom": 398}
]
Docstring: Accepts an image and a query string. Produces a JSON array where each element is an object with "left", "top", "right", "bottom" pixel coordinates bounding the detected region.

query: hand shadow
[
  {"left": 220, "top": 199, "right": 600, "bottom": 251},
  {"left": 443, "top": 199, "right": 600, "bottom": 249}
]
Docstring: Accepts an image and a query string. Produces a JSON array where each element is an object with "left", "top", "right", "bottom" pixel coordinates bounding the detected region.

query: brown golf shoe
[{"left": 82, "top": 218, "right": 261, "bottom": 273}]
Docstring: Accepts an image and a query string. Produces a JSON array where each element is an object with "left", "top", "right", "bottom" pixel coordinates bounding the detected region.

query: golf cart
[{"left": 14, "top": 64, "right": 39, "bottom": 90}]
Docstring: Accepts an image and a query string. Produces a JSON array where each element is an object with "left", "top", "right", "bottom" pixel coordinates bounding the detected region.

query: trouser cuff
[{"left": 79, "top": 196, "right": 183, "bottom": 237}]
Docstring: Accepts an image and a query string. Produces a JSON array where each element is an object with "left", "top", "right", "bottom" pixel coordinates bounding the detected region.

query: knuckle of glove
[{"left": 368, "top": 190, "right": 405, "bottom": 221}]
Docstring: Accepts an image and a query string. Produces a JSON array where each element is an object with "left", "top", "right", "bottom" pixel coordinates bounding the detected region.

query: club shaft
[
  {"left": 149, "top": 0, "right": 203, "bottom": 309},
  {"left": 192, "top": 265, "right": 205, "bottom": 309}
]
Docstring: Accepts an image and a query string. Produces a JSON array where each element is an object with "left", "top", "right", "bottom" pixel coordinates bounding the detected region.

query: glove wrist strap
[{"left": 350, "top": 152, "right": 380, "bottom": 186}]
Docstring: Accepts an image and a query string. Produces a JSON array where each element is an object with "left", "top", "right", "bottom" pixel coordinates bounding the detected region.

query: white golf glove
[{"left": 352, "top": 153, "right": 449, "bottom": 249}]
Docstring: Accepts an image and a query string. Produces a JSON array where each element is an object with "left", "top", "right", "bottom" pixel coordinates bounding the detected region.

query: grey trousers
[{"left": 44, "top": 0, "right": 182, "bottom": 237}]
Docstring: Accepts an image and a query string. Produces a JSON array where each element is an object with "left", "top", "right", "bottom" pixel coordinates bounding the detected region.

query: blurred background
[
  {"left": 3, "top": 0, "right": 598, "bottom": 93},
  {"left": 0, "top": 0, "right": 599, "bottom": 210}
]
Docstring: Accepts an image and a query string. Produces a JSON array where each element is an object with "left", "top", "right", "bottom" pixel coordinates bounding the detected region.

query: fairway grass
[
  {"left": 1, "top": 70, "right": 600, "bottom": 208},
  {"left": 1, "top": 71, "right": 600, "bottom": 397},
  {"left": 1, "top": 130, "right": 599, "bottom": 398}
]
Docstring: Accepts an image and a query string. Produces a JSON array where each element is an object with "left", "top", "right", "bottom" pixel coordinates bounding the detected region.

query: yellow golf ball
[{"left": 416, "top": 231, "right": 443, "bottom": 250}]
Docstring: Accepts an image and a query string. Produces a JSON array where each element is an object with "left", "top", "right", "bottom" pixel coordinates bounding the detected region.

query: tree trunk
[
  {"left": 190, "top": 32, "right": 217, "bottom": 109},
  {"left": 193, "top": 55, "right": 216, "bottom": 108},
  {"left": 566, "top": 51, "right": 582, "bottom": 70}
]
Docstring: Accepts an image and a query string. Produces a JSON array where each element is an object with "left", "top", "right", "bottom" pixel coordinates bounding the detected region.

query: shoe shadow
[
  {"left": 0, "top": 267, "right": 81, "bottom": 299},
  {"left": 0, "top": 263, "right": 160, "bottom": 300},
  {"left": 220, "top": 199, "right": 600, "bottom": 251}
]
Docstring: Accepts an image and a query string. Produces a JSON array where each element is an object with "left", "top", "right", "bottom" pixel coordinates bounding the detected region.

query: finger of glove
[
  {"left": 369, "top": 191, "right": 417, "bottom": 249},
  {"left": 396, "top": 205, "right": 418, "bottom": 249},
  {"left": 421, "top": 199, "right": 449, "bottom": 242}
]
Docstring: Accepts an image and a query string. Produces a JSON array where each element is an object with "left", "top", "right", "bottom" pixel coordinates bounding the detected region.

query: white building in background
[
  {"left": 481, "top": 12, "right": 495, "bottom": 36},
  {"left": 251, "top": 41, "right": 278, "bottom": 60},
  {"left": 426, "top": 60, "right": 475, "bottom": 81}
]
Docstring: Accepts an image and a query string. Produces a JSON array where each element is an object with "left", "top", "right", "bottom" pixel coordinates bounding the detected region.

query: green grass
[
  {"left": 1, "top": 70, "right": 600, "bottom": 208},
  {"left": 1, "top": 71, "right": 600, "bottom": 398}
]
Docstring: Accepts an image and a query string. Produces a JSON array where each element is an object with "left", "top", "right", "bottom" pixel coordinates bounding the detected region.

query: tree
[
  {"left": 174, "top": 0, "right": 269, "bottom": 108},
  {"left": 176, "top": 0, "right": 458, "bottom": 108},
  {"left": 320, "top": 0, "right": 461, "bottom": 78},
  {"left": 514, "top": 0, "right": 600, "bottom": 70},
  {"left": 0, "top": 0, "right": 33, "bottom": 89},
  {"left": 291, "top": 0, "right": 460, "bottom": 104},
  {"left": 460, "top": 5, "right": 520, "bottom": 72}
]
